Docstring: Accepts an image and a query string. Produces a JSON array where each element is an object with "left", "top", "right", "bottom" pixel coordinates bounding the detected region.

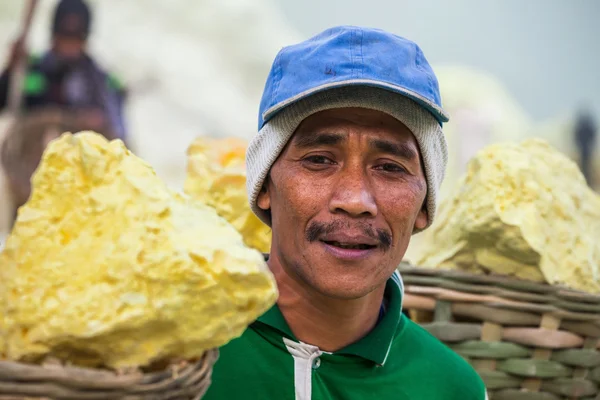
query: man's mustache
[{"left": 305, "top": 220, "right": 392, "bottom": 251}]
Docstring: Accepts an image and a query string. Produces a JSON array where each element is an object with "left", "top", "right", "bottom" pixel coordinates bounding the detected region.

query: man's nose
[{"left": 329, "top": 165, "right": 377, "bottom": 218}]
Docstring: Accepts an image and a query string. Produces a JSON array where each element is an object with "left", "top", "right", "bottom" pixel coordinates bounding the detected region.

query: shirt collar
[
  {"left": 255, "top": 301, "right": 296, "bottom": 339},
  {"left": 255, "top": 270, "right": 405, "bottom": 366}
]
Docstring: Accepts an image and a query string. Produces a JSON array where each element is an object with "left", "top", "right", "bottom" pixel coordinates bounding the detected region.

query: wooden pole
[
  {"left": 0, "top": 0, "right": 39, "bottom": 237},
  {"left": 7, "top": 0, "right": 40, "bottom": 114}
]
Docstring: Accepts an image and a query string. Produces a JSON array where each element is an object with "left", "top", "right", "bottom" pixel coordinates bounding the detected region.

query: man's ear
[
  {"left": 414, "top": 203, "right": 428, "bottom": 231},
  {"left": 257, "top": 179, "right": 271, "bottom": 212}
]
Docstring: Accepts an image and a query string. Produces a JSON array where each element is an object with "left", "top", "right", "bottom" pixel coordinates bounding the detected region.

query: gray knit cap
[{"left": 246, "top": 85, "right": 448, "bottom": 232}]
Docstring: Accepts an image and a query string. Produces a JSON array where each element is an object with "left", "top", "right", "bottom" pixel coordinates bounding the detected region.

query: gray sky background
[{"left": 277, "top": 0, "right": 600, "bottom": 122}]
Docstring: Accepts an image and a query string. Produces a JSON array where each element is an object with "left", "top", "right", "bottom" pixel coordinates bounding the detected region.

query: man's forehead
[
  {"left": 297, "top": 107, "right": 404, "bottom": 128},
  {"left": 290, "top": 108, "right": 419, "bottom": 155}
]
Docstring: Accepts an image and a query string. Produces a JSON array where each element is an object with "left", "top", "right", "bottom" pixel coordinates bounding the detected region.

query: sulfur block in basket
[
  {"left": 184, "top": 137, "right": 271, "bottom": 253},
  {"left": 416, "top": 138, "right": 600, "bottom": 293},
  {"left": 0, "top": 132, "right": 278, "bottom": 369}
]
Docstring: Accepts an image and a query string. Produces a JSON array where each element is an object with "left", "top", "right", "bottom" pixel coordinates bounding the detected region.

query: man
[
  {"left": 574, "top": 108, "right": 597, "bottom": 188},
  {"left": 0, "top": 0, "right": 127, "bottom": 141},
  {"left": 204, "top": 26, "right": 487, "bottom": 399}
]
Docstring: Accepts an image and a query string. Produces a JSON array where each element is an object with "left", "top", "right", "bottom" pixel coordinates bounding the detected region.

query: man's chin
[
  {"left": 310, "top": 279, "right": 383, "bottom": 300},
  {"left": 300, "top": 266, "right": 388, "bottom": 300}
]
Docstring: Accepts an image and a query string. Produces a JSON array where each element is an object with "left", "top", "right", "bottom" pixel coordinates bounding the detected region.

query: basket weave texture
[
  {"left": 0, "top": 349, "right": 218, "bottom": 400},
  {"left": 399, "top": 264, "right": 600, "bottom": 400}
]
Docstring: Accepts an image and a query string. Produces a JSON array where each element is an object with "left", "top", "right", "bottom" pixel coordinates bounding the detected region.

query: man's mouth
[{"left": 322, "top": 240, "right": 377, "bottom": 250}]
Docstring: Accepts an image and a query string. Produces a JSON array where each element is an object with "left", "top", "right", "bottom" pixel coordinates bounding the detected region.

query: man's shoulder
[
  {"left": 106, "top": 73, "right": 125, "bottom": 92},
  {"left": 94, "top": 66, "right": 126, "bottom": 94},
  {"left": 393, "top": 316, "right": 487, "bottom": 398},
  {"left": 82, "top": 55, "right": 126, "bottom": 94},
  {"left": 21, "top": 55, "right": 47, "bottom": 97}
]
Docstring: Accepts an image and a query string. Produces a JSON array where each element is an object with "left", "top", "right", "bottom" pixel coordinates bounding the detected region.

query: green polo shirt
[{"left": 204, "top": 272, "right": 487, "bottom": 399}]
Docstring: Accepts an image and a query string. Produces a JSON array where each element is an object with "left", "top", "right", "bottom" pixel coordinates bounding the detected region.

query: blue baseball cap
[{"left": 258, "top": 25, "right": 449, "bottom": 130}]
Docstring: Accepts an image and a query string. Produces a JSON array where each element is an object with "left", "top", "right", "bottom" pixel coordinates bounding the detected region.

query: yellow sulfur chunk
[
  {"left": 184, "top": 137, "right": 271, "bottom": 253},
  {"left": 417, "top": 138, "right": 600, "bottom": 293},
  {"left": 0, "top": 132, "right": 278, "bottom": 368}
]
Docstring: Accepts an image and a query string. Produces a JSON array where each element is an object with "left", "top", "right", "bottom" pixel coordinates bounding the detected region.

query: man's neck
[{"left": 268, "top": 256, "right": 386, "bottom": 352}]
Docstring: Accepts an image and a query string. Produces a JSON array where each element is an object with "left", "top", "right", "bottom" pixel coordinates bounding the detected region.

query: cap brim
[{"left": 261, "top": 79, "right": 449, "bottom": 128}]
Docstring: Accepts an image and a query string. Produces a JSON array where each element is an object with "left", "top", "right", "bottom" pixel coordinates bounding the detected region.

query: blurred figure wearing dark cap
[
  {"left": 574, "top": 108, "right": 597, "bottom": 188},
  {"left": 0, "top": 0, "right": 127, "bottom": 142}
]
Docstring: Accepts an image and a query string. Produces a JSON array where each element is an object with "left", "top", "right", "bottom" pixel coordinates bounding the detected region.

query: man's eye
[
  {"left": 304, "top": 155, "right": 334, "bottom": 165},
  {"left": 375, "top": 163, "right": 406, "bottom": 173}
]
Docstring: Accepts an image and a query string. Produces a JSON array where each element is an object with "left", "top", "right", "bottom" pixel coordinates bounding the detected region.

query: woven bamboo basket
[
  {"left": 0, "top": 349, "right": 219, "bottom": 400},
  {"left": 399, "top": 263, "right": 600, "bottom": 400}
]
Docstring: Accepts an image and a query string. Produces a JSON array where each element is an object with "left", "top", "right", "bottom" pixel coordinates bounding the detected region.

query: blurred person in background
[
  {"left": 0, "top": 0, "right": 127, "bottom": 142},
  {"left": 0, "top": 0, "right": 128, "bottom": 228},
  {"left": 574, "top": 108, "right": 597, "bottom": 188}
]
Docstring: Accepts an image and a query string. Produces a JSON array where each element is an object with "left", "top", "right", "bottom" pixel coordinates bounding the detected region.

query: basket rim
[
  {"left": 0, "top": 349, "right": 219, "bottom": 400},
  {"left": 398, "top": 263, "right": 600, "bottom": 302}
]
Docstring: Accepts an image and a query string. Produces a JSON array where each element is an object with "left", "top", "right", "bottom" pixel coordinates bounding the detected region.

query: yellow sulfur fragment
[
  {"left": 416, "top": 138, "right": 600, "bottom": 293},
  {"left": 184, "top": 137, "right": 271, "bottom": 253},
  {"left": 0, "top": 132, "right": 278, "bottom": 368}
]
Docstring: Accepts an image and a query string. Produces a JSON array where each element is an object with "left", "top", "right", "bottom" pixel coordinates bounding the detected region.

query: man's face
[
  {"left": 258, "top": 107, "right": 428, "bottom": 299},
  {"left": 52, "top": 35, "right": 86, "bottom": 62},
  {"left": 52, "top": 14, "right": 88, "bottom": 62}
]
